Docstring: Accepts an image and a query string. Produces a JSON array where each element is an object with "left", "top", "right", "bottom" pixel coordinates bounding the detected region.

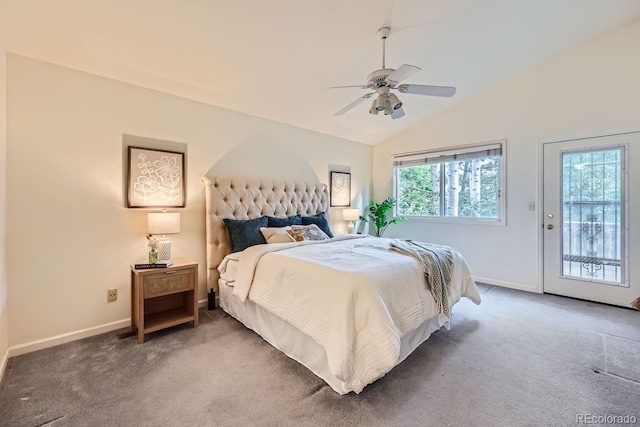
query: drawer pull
[{"left": 165, "top": 270, "right": 177, "bottom": 274}]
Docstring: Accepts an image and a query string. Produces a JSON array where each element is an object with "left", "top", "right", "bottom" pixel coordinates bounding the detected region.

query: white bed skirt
[{"left": 218, "top": 279, "right": 449, "bottom": 395}]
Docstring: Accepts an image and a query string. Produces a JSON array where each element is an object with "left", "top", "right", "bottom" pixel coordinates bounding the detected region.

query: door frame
[{"left": 537, "top": 128, "right": 640, "bottom": 297}]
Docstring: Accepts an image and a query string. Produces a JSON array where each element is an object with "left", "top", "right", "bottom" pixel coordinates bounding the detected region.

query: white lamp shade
[
  {"left": 342, "top": 208, "right": 360, "bottom": 222},
  {"left": 147, "top": 212, "right": 181, "bottom": 235}
]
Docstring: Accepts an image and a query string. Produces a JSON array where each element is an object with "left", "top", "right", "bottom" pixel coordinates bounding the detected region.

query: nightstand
[{"left": 130, "top": 257, "right": 199, "bottom": 344}]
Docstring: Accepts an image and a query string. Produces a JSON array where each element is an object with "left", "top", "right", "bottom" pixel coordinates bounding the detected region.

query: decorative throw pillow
[
  {"left": 223, "top": 216, "right": 268, "bottom": 253},
  {"left": 260, "top": 226, "right": 295, "bottom": 244},
  {"left": 301, "top": 212, "right": 334, "bottom": 238},
  {"left": 267, "top": 214, "right": 302, "bottom": 228},
  {"left": 286, "top": 224, "right": 330, "bottom": 242}
]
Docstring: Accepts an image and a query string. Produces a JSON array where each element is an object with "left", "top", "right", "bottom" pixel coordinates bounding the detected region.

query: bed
[{"left": 203, "top": 176, "right": 481, "bottom": 394}]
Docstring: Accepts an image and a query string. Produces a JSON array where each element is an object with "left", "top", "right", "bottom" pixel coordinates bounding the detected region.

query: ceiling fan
[{"left": 330, "top": 27, "right": 456, "bottom": 119}]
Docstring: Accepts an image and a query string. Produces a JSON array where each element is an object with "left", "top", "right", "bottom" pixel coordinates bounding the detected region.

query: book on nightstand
[{"left": 134, "top": 259, "right": 174, "bottom": 269}]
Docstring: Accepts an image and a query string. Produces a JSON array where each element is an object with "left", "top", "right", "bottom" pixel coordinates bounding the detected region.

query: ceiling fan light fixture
[
  {"left": 369, "top": 99, "right": 379, "bottom": 115},
  {"left": 383, "top": 99, "right": 393, "bottom": 115},
  {"left": 388, "top": 93, "right": 402, "bottom": 110},
  {"left": 375, "top": 94, "right": 387, "bottom": 111}
]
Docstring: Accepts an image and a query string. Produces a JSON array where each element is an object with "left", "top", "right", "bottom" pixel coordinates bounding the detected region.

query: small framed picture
[
  {"left": 330, "top": 171, "right": 351, "bottom": 207},
  {"left": 127, "top": 146, "right": 185, "bottom": 208}
]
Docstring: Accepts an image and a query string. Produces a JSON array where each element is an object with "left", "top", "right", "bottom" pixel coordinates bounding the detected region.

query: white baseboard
[
  {"left": 8, "top": 300, "right": 215, "bottom": 359},
  {"left": 8, "top": 318, "right": 131, "bottom": 358},
  {"left": 0, "top": 346, "right": 8, "bottom": 383},
  {"left": 473, "top": 276, "right": 540, "bottom": 293}
]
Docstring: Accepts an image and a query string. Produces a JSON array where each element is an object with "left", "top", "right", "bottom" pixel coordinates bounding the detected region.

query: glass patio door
[{"left": 543, "top": 133, "right": 639, "bottom": 307}]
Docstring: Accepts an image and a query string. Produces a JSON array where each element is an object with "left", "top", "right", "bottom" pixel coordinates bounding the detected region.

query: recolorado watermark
[{"left": 576, "top": 413, "right": 637, "bottom": 424}]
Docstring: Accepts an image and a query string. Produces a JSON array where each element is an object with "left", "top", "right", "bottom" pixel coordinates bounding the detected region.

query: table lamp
[
  {"left": 147, "top": 210, "right": 181, "bottom": 261},
  {"left": 342, "top": 208, "right": 360, "bottom": 234}
]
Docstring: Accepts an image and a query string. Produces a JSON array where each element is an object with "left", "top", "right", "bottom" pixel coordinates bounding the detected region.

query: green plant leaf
[{"left": 364, "top": 196, "right": 406, "bottom": 236}]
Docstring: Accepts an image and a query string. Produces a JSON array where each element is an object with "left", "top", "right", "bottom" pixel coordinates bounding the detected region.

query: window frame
[{"left": 393, "top": 139, "right": 507, "bottom": 226}]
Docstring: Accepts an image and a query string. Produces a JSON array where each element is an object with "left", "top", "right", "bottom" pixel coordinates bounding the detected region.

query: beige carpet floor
[{"left": 1, "top": 283, "right": 639, "bottom": 427}]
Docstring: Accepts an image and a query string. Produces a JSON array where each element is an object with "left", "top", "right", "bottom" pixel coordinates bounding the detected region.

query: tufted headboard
[{"left": 203, "top": 176, "right": 329, "bottom": 291}]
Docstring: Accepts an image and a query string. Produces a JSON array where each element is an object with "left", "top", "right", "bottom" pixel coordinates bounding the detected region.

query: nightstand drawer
[{"left": 143, "top": 269, "right": 194, "bottom": 298}]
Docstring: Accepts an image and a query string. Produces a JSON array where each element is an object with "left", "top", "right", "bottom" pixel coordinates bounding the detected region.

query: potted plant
[{"left": 359, "top": 197, "right": 406, "bottom": 237}]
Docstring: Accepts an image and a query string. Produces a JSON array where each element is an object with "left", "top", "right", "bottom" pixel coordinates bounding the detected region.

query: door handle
[{"left": 547, "top": 224, "right": 554, "bottom": 230}]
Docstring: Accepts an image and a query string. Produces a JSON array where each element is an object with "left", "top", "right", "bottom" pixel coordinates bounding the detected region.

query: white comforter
[{"left": 224, "top": 235, "right": 481, "bottom": 393}]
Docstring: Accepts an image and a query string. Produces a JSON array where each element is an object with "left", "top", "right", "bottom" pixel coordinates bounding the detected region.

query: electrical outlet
[{"left": 107, "top": 288, "right": 118, "bottom": 302}]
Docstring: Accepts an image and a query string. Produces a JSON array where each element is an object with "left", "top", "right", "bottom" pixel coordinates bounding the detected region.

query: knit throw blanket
[{"left": 389, "top": 239, "right": 453, "bottom": 321}]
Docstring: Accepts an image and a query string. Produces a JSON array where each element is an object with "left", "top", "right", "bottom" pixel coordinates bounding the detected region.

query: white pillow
[{"left": 260, "top": 226, "right": 295, "bottom": 244}]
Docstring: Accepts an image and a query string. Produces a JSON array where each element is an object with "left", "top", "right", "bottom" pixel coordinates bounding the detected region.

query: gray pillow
[
  {"left": 301, "top": 212, "right": 333, "bottom": 238},
  {"left": 223, "top": 216, "right": 268, "bottom": 253},
  {"left": 267, "top": 214, "right": 302, "bottom": 228}
]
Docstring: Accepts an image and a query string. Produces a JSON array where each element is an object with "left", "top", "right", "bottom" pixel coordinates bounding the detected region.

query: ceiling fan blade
[
  {"left": 390, "top": 107, "right": 405, "bottom": 120},
  {"left": 386, "top": 64, "right": 421, "bottom": 85},
  {"left": 397, "top": 84, "right": 456, "bottom": 97},
  {"left": 334, "top": 93, "right": 375, "bottom": 116},
  {"left": 327, "top": 85, "right": 370, "bottom": 89}
]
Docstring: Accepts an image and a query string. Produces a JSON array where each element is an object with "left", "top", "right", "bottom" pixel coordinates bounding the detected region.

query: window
[{"left": 393, "top": 140, "right": 505, "bottom": 223}]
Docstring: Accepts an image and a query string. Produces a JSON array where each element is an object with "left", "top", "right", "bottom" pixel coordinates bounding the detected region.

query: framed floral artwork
[
  {"left": 127, "top": 146, "right": 185, "bottom": 208},
  {"left": 330, "top": 171, "right": 351, "bottom": 207}
]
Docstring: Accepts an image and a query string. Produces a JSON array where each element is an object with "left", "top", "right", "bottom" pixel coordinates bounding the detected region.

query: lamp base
[
  {"left": 347, "top": 222, "right": 355, "bottom": 234},
  {"left": 157, "top": 236, "right": 172, "bottom": 261}
]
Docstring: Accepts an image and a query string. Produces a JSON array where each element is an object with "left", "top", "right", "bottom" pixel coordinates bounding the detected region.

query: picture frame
[
  {"left": 127, "top": 146, "right": 185, "bottom": 208},
  {"left": 330, "top": 171, "right": 351, "bottom": 207}
]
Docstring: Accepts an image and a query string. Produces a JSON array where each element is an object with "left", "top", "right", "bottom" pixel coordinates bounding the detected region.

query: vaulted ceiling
[{"left": 2, "top": 0, "right": 640, "bottom": 144}]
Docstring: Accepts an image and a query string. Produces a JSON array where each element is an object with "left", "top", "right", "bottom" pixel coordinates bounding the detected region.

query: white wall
[
  {"left": 373, "top": 19, "right": 640, "bottom": 291},
  {"left": 0, "top": 43, "right": 9, "bottom": 376},
  {"left": 6, "top": 55, "right": 372, "bottom": 354}
]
